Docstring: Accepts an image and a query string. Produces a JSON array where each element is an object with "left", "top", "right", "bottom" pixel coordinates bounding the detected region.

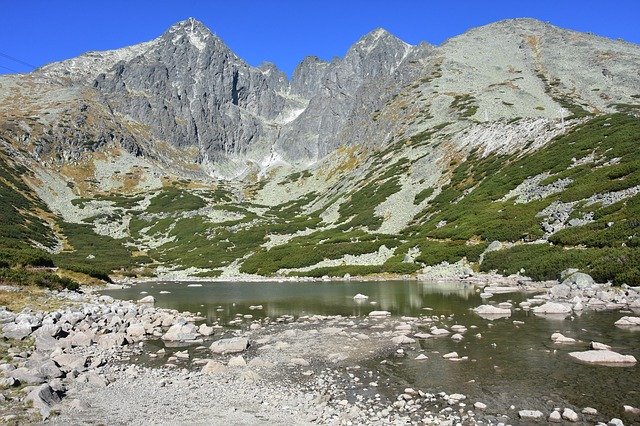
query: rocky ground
[{"left": 0, "top": 271, "right": 639, "bottom": 425}]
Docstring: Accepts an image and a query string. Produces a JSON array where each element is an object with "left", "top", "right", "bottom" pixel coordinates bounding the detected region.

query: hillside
[{"left": 0, "top": 18, "right": 639, "bottom": 284}]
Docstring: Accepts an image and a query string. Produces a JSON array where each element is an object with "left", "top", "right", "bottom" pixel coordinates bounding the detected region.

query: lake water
[{"left": 102, "top": 280, "right": 640, "bottom": 422}]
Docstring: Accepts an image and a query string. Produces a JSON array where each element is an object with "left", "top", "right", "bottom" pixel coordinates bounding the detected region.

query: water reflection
[{"left": 102, "top": 280, "right": 478, "bottom": 325}]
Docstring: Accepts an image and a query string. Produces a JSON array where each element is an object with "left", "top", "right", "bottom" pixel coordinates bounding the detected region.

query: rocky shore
[{"left": 0, "top": 271, "right": 639, "bottom": 425}]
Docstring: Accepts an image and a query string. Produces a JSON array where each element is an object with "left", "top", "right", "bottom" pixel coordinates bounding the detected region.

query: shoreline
[{"left": 1, "top": 271, "right": 639, "bottom": 424}]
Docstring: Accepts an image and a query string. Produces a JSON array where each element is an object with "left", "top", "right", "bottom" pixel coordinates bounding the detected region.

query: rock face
[
  {"left": 568, "top": 350, "right": 637, "bottom": 365},
  {"left": 3, "top": 17, "right": 637, "bottom": 179}
]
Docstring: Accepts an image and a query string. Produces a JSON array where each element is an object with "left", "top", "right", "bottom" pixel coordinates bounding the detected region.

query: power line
[
  {"left": 0, "top": 51, "right": 37, "bottom": 69},
  {"left": 0, "top": 64, "right": 20, "bottom": 73}
]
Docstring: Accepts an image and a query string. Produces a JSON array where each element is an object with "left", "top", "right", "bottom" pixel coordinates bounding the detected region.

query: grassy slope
[{"left": 0, "top": 113, "right": 638, "bottom": 284}]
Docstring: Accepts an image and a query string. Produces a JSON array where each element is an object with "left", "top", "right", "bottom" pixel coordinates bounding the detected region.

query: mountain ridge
[{"left": 0, "top": 18, "right": 639, "bottom": 284}]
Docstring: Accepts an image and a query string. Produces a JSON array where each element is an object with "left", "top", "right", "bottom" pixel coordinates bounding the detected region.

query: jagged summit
[
  {"left": 351, "top": 27, "right": 412, "bottom": 56},
  {"left": 163, "top": 17, "right": 215, "bottom": 51}
]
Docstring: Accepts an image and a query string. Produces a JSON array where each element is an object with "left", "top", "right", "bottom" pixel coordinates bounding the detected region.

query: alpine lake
[{"left": 101, "top": 280, "right": 640, "bottom": 422}]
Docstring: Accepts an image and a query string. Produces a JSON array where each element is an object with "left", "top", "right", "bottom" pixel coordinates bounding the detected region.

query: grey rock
[
  {"left": 549, "top": 410, "right": 562, "bottom": 422},
  {"left": 138, "top": 295, "right": 155, "bottom": 304},
  {"left": 201, "top": 360, "right": 227, "bottom": 375},
  {"left": 69, "top": 330, "right": 94, "bottom": 347},
  {"left": 550, "top": 284, "right": 571, "bottom": 299},
  {"left": 7, "top": 367, "right": 46, "bottom": 385},
  {"left": 52, "top": 353, "right": 89, "bottom": 371},
  {"left": 227, "top": 355, "right": 247, "bottom": 367},
  {"left": 568, "top": 350, "right": 637, "bottom": 365},
  {"left": 209, "top": 337, "right": 249, "bottom": 354},
  {"left": 1, "top": 322, "right": 33, "bottom": 340},
  {"left": 532, "top": 302, "right": 572, "bottom": 315},
  {"left": 615, "top": 316, "right": 640, "bottom": 327},
  {"left": 162, "top": 322, "right": 199, "bottom": 341},
  {"left": 563, "top": 408, "right": 579, "bottom": 422},
  {"left": 126, "top": 323, "right": 147, "bottom": 339},
  {"left": 197, "top": 324, "right": 215, "bottom": 336},
  {"left": 25, "top": 383, "right": 61, "bottom": 419},
  {"left": 96, "top": 332, "right": 128, "bottom": 348},
  {"left": 519, "top": 410, "right": 543, "bottom": 420},
  {"left": 562, "top": 272, "right": 596, "bottom": 289}
]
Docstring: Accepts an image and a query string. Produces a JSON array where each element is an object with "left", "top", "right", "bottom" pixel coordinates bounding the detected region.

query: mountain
[{"left": 1, "top": 18, "right": 639, "bottom": 285}]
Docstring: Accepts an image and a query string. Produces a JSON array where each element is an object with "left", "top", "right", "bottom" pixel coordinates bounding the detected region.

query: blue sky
[{"left": 1, "top": 1, "right": 639, "bottom": 76}]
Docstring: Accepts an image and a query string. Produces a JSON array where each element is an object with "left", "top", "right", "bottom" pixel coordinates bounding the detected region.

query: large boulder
[
  {"left": 209, "top": 337, "right": 249, "bottom": 354},
  {"left": 614, "top": 316, "right": 640, "bottom": 327},
  {"left": 568, "top": 350, "right": 637, "bottom": 365},
  {"left": 138, "top": 295, "right": 155, "bottom": 304},
  {"left": 7, "top": 367, "right": 46, "bottom": 385},
  {"left": 561, "top": 272, "right": 595, "bottom": 289},
  {"left": 52, "top": 353, "right": 89, "bottom": 372},
  {"left": 1, "top": 322, "right": 33, "bottom": 340},
  {"left": 69, "top": 330, "right": 94, "bottom": 347},
  {"left": 473, "top": 305, "right": 511, "bottom": 320},
  {"left": 25, "top": 383, "right": 62, "bottom": 419},
  {"left": 550, "top": 284, "right": 571, "bottom": 299},
  {"left": 96, "top": 332, "right": 129, "bottom": 349},
  {"left": 126, "top": 323, "right": 147, "bottom": 339},
  {"left": 162, "top": 322, "right": 199, "bottom": 341},
  {"left": 532, "top": 302, "right": 571, "bottom": 315},
  {"left": 198, "top": 324, "right": 215, "bottom": 336}
]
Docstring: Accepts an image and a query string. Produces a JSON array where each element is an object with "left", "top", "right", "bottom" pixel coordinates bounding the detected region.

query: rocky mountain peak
[
  {"left": 161, "top": 17, "right": 219, "bottom": 52},
  {"left": 353, "top": 28, "right": 409, "bottom": 52}
]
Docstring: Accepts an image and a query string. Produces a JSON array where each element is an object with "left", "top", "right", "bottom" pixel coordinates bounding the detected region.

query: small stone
[
  {"left": 624, "top": 405, "right": 640, "bottom": 415},
  {"left": 201, "top": 360, "right": 227, "bottom": 375},
  {"left": 549, "top": 410, "right": 562, "bottom": 422},
  {"left": 227, "top": 355, "right": 246, "bottom": 367},
  {"left": 582, "top": 407, "right": 598, "bottom": 415},
  {"left": 590, "top": 342, "right": 611, "bottom": 351},
  {"left": 474, "top": 402, "right": 487, "bottom": 410},
  {"left": 209, "top": 337, "right": 249, "bottom": 354},
  {"left": 519, "top": 410, "right": 543, "bottom": 420}
]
